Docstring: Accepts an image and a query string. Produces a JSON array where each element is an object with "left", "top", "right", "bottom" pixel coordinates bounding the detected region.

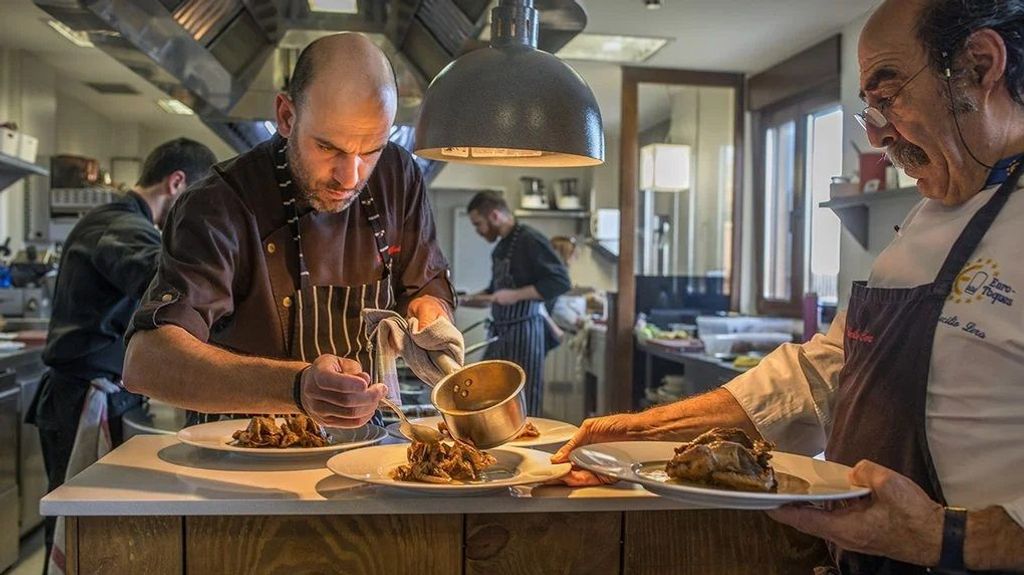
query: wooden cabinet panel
[
  {"left": 77, "top": 516, "right": 182, "bottom": 575},
  {"left": 186, "top": 514, "right": 462, "bottom": 575},
  {"left": 623, "top": 510, "right": 831, "bottom": 575},
  {"left": 466, "top": 512, "right": 622, "bottom": 575}
]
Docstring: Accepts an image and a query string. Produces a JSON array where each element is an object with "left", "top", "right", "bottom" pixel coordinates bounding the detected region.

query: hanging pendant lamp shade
[{"left": 414, "top": 0, "right": 604, "bottom": 167}]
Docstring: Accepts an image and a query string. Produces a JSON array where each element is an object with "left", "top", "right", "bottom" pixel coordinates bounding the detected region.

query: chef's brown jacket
[{"left": 127, "top": 137, "right": 454, "bottom": 360}]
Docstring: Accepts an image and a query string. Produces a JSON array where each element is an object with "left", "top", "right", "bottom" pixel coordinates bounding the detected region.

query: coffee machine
[
  {"left": 519, "top": 177, "right": 550, "bottom": 210},
  {"left": 0, "top": 242, "right": 56, "bottom": 319}
]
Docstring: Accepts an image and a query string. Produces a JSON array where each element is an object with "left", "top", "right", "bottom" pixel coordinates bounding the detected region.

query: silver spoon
[{"left": 378, "top": 396, "right": 443, "bottom": 443}]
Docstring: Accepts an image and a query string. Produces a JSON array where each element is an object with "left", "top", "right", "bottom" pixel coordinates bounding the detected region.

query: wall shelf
[
  {"left": 0, "top": 152, "right": 48, "bottom": 192},
  {"left": 818, "top": 187, "right": 919, "bottom": 249},
  {"left": 513, "top": 209, "right": 591, "bottom": 219}
]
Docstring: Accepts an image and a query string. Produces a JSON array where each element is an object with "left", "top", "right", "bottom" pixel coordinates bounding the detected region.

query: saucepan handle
[{"left": 433, "top": 352, "right": 462, "bottom": 377}]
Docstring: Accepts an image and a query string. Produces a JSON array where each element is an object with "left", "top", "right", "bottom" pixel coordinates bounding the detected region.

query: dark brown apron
[
  {"left": 186, "top": 136, "right": 395, "bottom": 426},
  {"left": 826, "top": 158, "right": 1023, "bottom": 574}
]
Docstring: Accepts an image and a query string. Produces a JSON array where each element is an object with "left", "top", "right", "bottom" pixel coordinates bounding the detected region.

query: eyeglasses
[{"left": 855, "top": 63, "right": 929, "bottom": 130}]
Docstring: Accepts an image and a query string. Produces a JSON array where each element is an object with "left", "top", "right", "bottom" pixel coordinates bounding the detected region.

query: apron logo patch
[
  {"left": 846, "top": 328, "right": 875, "bottom": 344},
  {"left": 950, "top": 257, "right": 1015, "bottom": 306}
]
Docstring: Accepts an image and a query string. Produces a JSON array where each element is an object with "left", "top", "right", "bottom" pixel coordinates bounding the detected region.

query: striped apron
[
  {"left": 483, "top": 225, "right": 547, "bottom": 416},
  {"left": 186, "top": 136, "right": 394, "bottom": 426}
]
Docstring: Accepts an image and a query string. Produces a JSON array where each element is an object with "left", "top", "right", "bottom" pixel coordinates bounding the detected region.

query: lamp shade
[
  {"left": 640, "top": 143, "right": 691, "bottom": 191},
  {"left": 414, "top": 0, "right": 604, "bottom": 167}
]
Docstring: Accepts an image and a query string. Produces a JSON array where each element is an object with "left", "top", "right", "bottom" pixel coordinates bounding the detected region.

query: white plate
[
  {"left": 176, "top": 418, "right": 386, "bottom": 456},
  {"left": 385, "top": 416, "right": 579, "bottom": 447},
  {"left": 327, "top": 443, "right": 571, "bottom": 495},
  {"left": 570, "top": 441, "right": 870, "bottom": 510}
]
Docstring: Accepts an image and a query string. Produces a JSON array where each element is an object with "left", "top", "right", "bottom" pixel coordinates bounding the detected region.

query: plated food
[
  {"left": 177, "top": 417, "right": 386, "bottom": 456},
  {"left": 665, "top": 427, "right": 777, "bottom": 493},
  {"left": 389, "top": 437, "right": 497, "bottom": 484},
  {"left": 229, "top": 415, "right": 331, "bottom": 448},
  {"left": 569, "top": 438, "right": 871, "bottom": 510},
  {"left": 326, "top": 443, "right": 571, "bottom": 495}
]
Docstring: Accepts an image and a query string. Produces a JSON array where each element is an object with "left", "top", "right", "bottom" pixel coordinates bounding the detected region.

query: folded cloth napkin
[
  {"left": 362, "top": 309, "right": 465, "bottom": 402},
  {"left": 49, "top": 377, "right": 121, "bottom": 575}
]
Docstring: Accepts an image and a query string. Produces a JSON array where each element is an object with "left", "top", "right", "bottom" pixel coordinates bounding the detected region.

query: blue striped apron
[{"left": 483, "top": 225, "right": 547, "bottom": 416}]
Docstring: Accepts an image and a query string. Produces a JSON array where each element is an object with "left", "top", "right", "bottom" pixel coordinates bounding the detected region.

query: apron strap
[
  {"left": 273, "top": 136, "right": 312, "bottom": 291},
  {"left": 360, "top": 187, "right": 393, "bottom": 276},
  {"left": 930, "top": 161, "right": 1024, "bottom": 297},
  {"left": 273, "top": 135, "right": 394, "bottom": 288}
]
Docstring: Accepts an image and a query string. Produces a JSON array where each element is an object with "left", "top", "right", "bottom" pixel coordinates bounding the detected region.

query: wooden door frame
[{"left": 610, "top": 67, "right": 746, "bottom": 413}]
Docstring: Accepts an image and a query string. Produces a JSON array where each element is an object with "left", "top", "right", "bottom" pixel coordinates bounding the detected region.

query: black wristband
[
  {"left": 936, "top": 506, "right": 968, "bottom": 574},
  {"left": 293, "top": 366, "right": 311, "bottom": 414}
]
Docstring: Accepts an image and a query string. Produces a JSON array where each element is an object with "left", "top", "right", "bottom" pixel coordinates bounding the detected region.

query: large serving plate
[
  {"left": 176, "top": 418, "right": 386, "bottom": 457},
  {"left": 570, "top": 441, "right": 870, "bottom": 510},
  {"left": 326, "top": 443, "right": 571, "bottom": 495},
  {"left": 385, "top": 416, "right": 579, "bottom": 448}
]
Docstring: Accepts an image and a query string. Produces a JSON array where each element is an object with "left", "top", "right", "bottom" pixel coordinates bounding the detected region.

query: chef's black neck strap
[{"left": 273, "top": 136, "right": 392, "bottom": 291}]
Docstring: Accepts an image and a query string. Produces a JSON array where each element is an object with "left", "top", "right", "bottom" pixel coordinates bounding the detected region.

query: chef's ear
[
  {"left": 964, "top": 29, "right": 1007, "bottom": 94},
  {"left": 166, "top": 170, "right": 187, "bottom": 196},
  {"left": 275, "top": 93, "right": 297, "bottom": 138}
]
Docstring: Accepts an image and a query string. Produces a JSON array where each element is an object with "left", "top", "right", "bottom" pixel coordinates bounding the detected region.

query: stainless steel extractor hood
[{"left": 34, "top": 0, "right": 588, "bottom": 180}]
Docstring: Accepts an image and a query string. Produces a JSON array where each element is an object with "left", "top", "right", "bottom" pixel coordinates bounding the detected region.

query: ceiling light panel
[{"left": 556, "top": 33, "right": 669, "bottom": 63}]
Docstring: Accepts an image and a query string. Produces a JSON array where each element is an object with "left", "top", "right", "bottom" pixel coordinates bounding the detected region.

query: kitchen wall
[{"left": 0, "top": 48, "right": 55, "bottom": 251}]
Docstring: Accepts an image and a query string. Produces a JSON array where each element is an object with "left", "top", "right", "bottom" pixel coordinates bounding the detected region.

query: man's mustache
[{"left": 887, "top": 140, "right": 929, "bottom": 170}]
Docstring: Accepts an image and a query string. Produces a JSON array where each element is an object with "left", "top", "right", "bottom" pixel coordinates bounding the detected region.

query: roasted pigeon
[{"left": 665, "top": 427, "right": 777, "bottom": 492}]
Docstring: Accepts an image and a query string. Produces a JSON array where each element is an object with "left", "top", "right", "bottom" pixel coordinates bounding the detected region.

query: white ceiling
[
  {"left": 0, "top": 0, "right": 877, "bottom": 139},
  {"left": 575, "top": 0, "right": 875, "bottom": 73}
]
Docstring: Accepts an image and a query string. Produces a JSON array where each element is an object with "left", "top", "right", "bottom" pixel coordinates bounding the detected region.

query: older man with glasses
[{"left": 552, "top": 1, "right": 1024, "bottom": 573}]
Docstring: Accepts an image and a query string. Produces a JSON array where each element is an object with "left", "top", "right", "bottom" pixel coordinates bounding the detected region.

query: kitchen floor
[{"left": 4, "top": 528, "right": 43, "bottom": 575}]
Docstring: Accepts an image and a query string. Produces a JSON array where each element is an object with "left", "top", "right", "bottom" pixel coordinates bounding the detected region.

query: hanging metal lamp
[{"left": 414, "top": 0, "right": 604, "bottom": 167}]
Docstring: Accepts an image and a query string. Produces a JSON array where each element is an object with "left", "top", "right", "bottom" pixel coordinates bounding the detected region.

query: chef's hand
[
  {"left": 407, "top": 295, "right": 452, "bottom": 327},
  {"left": 491, "top": 289, "right": 521, "bottom": 306},
  {"left": 767, "top": 460, "right": 944, "bottom": 567},
  {"left": 550, "top": 413, "right": 644, "bottom": 487},
  {"left": 300, "top": 355, "right": 386, "bottom": 428}
]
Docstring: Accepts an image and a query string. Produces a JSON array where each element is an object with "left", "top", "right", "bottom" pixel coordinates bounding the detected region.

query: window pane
[
  {"left": 763, "top": 121, "right": 796, "bottom": 301},
  {"left": 805, "top": 107, "right": 843, "bottom": 304}
]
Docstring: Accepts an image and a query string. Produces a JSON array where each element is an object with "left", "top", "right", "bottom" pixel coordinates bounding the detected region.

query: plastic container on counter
[
  {"left": 699, "top": 332, "right": 793, "bottom": 357},
  {"left": 696, "top": 315, "right": 796, "bottom": 336}
]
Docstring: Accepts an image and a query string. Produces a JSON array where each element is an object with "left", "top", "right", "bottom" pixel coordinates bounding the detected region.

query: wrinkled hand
[
  {"left": 767, "top": 460, "right": 944, "bottom": 567},
  {"left": 550, "top": 413, "right": 645, "bottom": 487},
  {"left": 300, "top": 355, "right": 386, "bottom": 428},
  {"left": 491, "top": 289, "right": 520, "bottom": 306}
]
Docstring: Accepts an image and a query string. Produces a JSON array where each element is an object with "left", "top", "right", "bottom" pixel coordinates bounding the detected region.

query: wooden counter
[{"left": 46, "top": 436, "right": 830, "bottom": 574}]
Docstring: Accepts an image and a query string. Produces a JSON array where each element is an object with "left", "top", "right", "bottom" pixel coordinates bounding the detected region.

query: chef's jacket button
[
  {"left": 160, "top": 293, "right": 173, "bottom": 303},
  {"left": 266, "top": 242, "right": 276, "bottom": 254},
  {"left": 283, "top": 296, "right": 292, "bottom": 308}
]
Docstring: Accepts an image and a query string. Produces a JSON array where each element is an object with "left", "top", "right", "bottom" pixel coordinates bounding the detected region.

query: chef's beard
[{"left": 287, "top": 142, "right": 363, "bottom": 214}]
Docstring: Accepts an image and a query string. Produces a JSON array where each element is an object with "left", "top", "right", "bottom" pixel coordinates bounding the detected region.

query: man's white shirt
[{"left": 725, "top": 181, "right": 1024, "bottom": 526}]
